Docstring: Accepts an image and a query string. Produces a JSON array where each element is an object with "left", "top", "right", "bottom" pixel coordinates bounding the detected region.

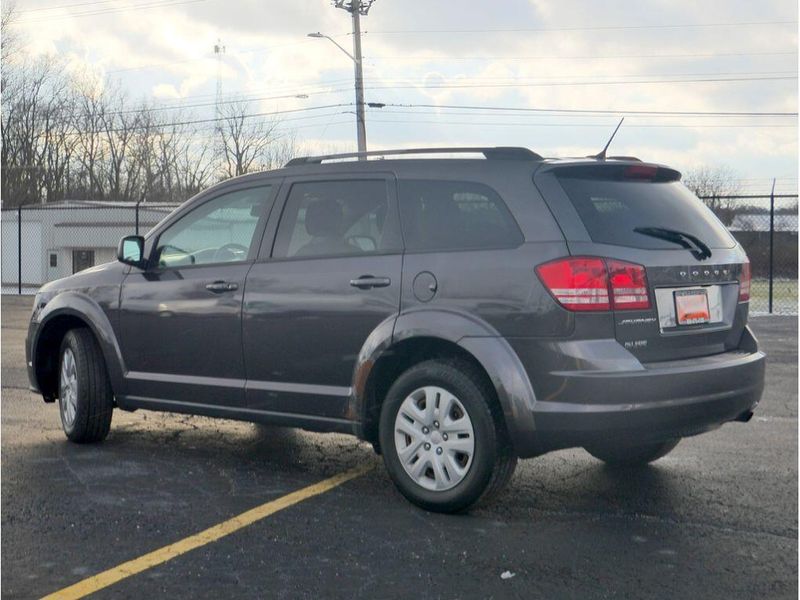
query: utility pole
[
  {"left": 348, "top": 2, "right": 367, "bottom": 155},
  {"left": 768, "top": 177, "right": 775, "bottom": 314},
  {"left": 311, "top": 1, "right": 376, "bottom": 155}
]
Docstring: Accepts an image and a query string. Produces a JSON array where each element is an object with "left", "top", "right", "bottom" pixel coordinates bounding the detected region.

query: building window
[
  {"left": 72, "top": 249, "right": 95, "bottom": 274},
  {"left": 49, "top": 253, "right": 58, "bottom": 268}
]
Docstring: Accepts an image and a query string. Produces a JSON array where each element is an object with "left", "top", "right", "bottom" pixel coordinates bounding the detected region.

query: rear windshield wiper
[{"left": 633, "top": 226, "right": 712, "bottom": 260}]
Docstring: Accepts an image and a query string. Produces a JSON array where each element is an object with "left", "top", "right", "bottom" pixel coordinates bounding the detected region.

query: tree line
[{"left": 1, "top": 6, "right": 297, "bottom": 208}]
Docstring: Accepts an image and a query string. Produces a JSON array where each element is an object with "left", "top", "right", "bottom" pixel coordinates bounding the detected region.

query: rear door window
[
  {"left": 399, "top": 180, "right": 523, "bottom": 251},
  {"left": 555, "top": 168, "right": 735, "bottom": 249},
  {"left": 273, "top": 179, "right": 401, "bottom": 259}
]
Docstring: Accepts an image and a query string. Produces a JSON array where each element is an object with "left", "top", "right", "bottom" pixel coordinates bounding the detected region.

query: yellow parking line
[{"left": 42, "top": 463, "right": 373, "bottom": 600}]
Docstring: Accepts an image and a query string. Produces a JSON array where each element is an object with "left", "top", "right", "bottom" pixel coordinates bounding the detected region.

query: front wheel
[
  {"left": 585, "top": 439, "right": 680, "bottom": 466},
  {"left": 58, "top": 328, "right": 114, "bottom": 443},
  {"left": 379, "top": 359, "right": 516, "bottom": 513}
]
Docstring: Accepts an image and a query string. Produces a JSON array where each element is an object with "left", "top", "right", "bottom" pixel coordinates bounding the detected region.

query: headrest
[{"left": 305, "top": 199, "right": 343, "bottom": 237}]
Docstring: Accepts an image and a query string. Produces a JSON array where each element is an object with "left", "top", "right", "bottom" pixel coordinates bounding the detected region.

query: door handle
[
  {"left": 349, "top": 275, "right": 391, "bottom": 290},
  {"left": 205, "top": 281, "right": 238, "bottom": 293}
]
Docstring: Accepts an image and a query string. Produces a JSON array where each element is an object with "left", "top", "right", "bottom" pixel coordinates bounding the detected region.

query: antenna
[
  {"left": 214, "top": 39, "right": 226, "bottom": 170},
  {"left": 591, "top": 117, "right": 624, "bottom": 160}
]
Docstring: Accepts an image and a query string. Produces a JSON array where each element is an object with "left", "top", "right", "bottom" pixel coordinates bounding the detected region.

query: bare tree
[
  {"left": 1, "top": 1, "right": 20, "bottom": 73},
  {"left": 262, "top": 131, "right": 298, "bottom": 170},
  {"left": 1, "top": 30, "right": 299, "bottom": 207},
  {"left": 218, "top": 99, "right": 281, "bottom": 178},
  {"left": 40, "top": 77, "right": 80, "bottom": 202},
  {"left": 174, "top": 130, "right": 214, "bottom": 198},
  {"left": 1, "top": 55, "right": 78, "bottom": 206},
  {"left": 683, "top": 165, "right": 742, "bottom": 225},
  {"left": 137, "top": 111, "right": 214, "bottom": 203},
  {"left": 70, "top": 75, "right": 109, "bottom": 200}
]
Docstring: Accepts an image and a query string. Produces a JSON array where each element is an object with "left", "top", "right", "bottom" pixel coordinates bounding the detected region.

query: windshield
[{"left": 556, "top": 175, "right": 736, "bottom": 250}]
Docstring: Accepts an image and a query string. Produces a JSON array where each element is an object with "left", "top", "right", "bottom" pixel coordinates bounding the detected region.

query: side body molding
[
  {"left": 350, "top": 308, "right": 539, "bottom": 454},
  {"left": 32, "top": 292, "right": 127, "bottom": 397}
]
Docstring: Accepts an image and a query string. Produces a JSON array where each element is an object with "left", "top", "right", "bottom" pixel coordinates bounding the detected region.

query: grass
[{"left": 750, "top": 278, "right": 798, "bottom": 315}]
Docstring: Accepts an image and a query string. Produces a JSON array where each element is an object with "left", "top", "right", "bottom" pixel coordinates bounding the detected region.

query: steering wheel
[{"left": 213, "top": 242, "right": 249, "bottom": 262}]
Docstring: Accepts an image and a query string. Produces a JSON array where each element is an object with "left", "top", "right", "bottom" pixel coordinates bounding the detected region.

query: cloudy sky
[{"left": 10, "top": 0, "right": 799, "bottom": 193}]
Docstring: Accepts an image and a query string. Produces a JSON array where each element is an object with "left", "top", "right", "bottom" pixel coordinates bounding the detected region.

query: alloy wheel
[{"left": 59, "top": 348, "right": 78, "bottom": 428}]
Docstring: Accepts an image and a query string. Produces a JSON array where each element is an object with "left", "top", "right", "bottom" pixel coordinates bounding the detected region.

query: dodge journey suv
[{"left": 27, "top": 147, "right": 765, "bottom": 512}]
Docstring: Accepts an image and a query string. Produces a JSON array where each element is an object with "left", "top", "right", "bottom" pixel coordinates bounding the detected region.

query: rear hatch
[{"left": 534, "top": 162, "right": 750, "bottom": 362}]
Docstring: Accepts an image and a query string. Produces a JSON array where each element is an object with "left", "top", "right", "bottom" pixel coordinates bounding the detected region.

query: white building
[{"left": 1, "top": 200, "right": 178, "bottom": 294}]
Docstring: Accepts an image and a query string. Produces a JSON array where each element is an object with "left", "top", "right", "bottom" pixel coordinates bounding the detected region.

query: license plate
[{"left": 674, "top": 289, "right": 710, "bottom": 325}]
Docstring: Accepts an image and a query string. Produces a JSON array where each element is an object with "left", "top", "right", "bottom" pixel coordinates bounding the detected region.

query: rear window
[
  {"left": 556, "top": 170, "right": 736, "bottom": 250},
  {"left": 399, "top": 179, "right": 523, "bottom": 251}
]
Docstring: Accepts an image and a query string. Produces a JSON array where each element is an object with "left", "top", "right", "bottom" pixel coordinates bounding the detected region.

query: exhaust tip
[{"left": 735, "top": 410, "right": 754, "bottom": 423}]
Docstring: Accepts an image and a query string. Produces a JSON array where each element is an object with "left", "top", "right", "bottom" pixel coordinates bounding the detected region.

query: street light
[{"left": 308, "top": 30, "right": 367, "bottom": 154}]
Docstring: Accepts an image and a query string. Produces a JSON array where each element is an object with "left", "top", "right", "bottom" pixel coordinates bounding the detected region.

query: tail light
[
  {"left": 623, "top": 165, "right": 658, "bottom": 180},
  {"left": 607, "top": 259, "right": 650, "bottom": 310},
  {"left": 739, "top": 262, "right": 751, "bottom": 302},
  {"left": 536, "top": 257, "right": 651, "bottom": 312},
  {"left": 535, "top": 257, "right": 610, "bottom": 311}
]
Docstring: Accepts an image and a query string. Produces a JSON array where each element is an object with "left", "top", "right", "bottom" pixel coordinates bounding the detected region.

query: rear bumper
[{"left": 510, "top": 328, "right": 765, "bottom": 457}]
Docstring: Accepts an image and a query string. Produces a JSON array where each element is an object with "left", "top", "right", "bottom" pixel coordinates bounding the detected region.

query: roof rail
[{"left": 285, "top": 146, "right": 542, "bottom": 166}]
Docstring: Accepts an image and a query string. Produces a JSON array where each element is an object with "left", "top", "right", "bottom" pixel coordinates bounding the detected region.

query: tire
[
  {"left": 379, "top": 359, "right": 516, "bottom": 513},
  {"left": 58, "top": 328, "right": 114, "bottom": 443},
  {"left": 585, "top": 439, "right": 680, "bottom": 466}
]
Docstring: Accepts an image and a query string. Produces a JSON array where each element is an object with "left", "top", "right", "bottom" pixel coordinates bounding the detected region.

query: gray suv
[{"left": 26, "top": 147, "right": 765, "bottom": 512}]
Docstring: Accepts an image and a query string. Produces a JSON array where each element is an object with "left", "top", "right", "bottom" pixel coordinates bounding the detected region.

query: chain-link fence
[
  {"left": 1, "top": 194, "right": 797, "bottom": 314},
  {"left": 701, "top": 193, "right": 798, "bottom": 315},
  {"left": 1, "top": 201, "right": 179, "bottom": 295}
]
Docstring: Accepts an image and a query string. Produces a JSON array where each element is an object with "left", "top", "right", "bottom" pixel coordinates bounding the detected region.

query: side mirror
[{"left": 117, "top": 235, "right": 146, "bottom": 268}]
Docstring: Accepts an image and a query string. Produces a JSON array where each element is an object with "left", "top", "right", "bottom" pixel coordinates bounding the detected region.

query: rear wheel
[
  {"left": 379, "top": 359, "right": 516, "bottom": 513},
  {"left": 58, "top": 328, "right": 114, "bottom": 443},
  {"left": 585, "top": 439, "right": 680, "bottom": 466}
]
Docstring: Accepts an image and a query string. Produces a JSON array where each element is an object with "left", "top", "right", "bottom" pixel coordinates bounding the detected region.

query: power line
[
  {"left": 93, "top": 68, "right": 795, "bottom": 106},
  {"left": 59, "top": 70, "right": 797, "bottom": 119},
  {"left": 33, "top": 90, "right": 800, "bottom": 123},
  {"left": 103, "top": 37, "right": 332, "bottom": 74},
  {"left": 59, "top": 45, "right": 800, "bottom": 77},
  {"left": 695, "top": 194, "right": 799, "bottom": 199},
  {"left": 372, "top": 108, "right": 797, "bottom": 121},
  {"left": 363, "top": 20, "right": 798, "bottom": 35},
  {"left": 367, "top": 51, "right": 798, "bottom": 61},
  {"left": 124, "top": 78, "right": 355, "bottom": 105},
  {"left": 95, "top": 103, "right": 355, "bottom": 133},
  {"left": 365, "top": 117, "right": 797, "bottom": 129},
  {"left": 17, "top": 0, "right": 208, "bottom": 23},
  {"left": 364, "top": 75, "right": 796, "bottom": 91},
  {"left": 24, "top": 110, "right": 355, "bottom": 142},
  {"left": 380, "top": 103, "right": 798, "bottom": 117},
  {"left": 370, "top": 109, "right": 798, "bottom": 126},
  {"left": 368, "top": 70, "right": 796, "bottom": 83},
  {"left": 47, "top": 86, "right": 356, "bottom": 120},
  {"left": 18, "top": 0, "right": 141, "bottom": 13}
]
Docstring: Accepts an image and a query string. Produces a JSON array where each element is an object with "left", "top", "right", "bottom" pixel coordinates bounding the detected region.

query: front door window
[{"left": 154, "top": 186, "right": 273, "bottom": 268}]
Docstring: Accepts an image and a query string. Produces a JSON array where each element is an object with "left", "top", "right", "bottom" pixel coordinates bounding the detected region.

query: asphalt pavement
[{"left": 1, "top": 295, "right": 797, "bottom": 599}]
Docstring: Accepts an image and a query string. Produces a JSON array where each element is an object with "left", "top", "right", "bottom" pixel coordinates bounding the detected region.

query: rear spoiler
[{"left": 550, "top": 163, "right": 681, "bottom": 182}]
